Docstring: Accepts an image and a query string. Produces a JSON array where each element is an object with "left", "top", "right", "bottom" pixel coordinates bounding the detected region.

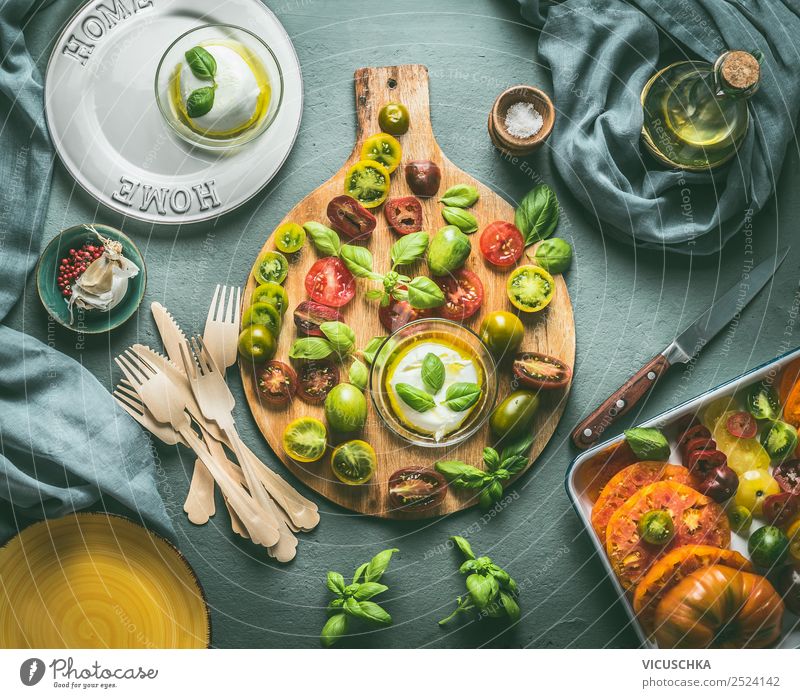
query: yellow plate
[{"left": 0, "top": 514, "right": 209, "bottom": 648}]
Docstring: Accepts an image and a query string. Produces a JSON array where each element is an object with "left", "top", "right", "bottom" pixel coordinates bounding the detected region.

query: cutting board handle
[{"left": 352, "top": 65, "right": 437, "bottom": 161}]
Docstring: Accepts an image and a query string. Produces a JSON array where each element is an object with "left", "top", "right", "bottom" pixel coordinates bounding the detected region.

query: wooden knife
[{"left": 572, "top": 248, "right": 789, "bottom": 449}]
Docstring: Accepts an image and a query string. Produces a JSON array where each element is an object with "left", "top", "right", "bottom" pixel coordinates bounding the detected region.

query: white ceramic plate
[{"left": 44, "top": 0, "right": 303, "bottom": 225}]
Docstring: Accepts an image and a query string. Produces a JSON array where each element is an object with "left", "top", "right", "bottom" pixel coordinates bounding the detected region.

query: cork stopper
[{"left": 718, "top": 51, "right": 760, "bottom": 92}]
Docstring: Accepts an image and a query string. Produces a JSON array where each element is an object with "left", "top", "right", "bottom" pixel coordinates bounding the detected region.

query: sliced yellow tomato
[
  {"left": 360, "top": 133, "right": 402, "bottom": 173},
  {"left": 712, "top": 412, "right": 771, "bottom": 474},
  {"left": 344, "top": 159, "right": 391, "bottom": 208},
  {"left": 701, "top": 396, "right": 738, "bottom": 430},
  {"left": 734, "top": 469, "right": 780, "bottom": 516}
]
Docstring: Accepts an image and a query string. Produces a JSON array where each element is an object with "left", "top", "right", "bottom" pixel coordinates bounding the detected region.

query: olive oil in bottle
[{"left": 641, "top": 50, "right": 761, "bottom": 171}]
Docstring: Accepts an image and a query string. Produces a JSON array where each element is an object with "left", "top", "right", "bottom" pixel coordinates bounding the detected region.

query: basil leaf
[
  {"left": 466, "top": 573, "right": 497, "bottom": 609},
  {"left": 500, "top": 455, "right": 528, "bottom": 477},
  {"left": 515, "top": 183, "right": 559, "bottom": 245},
  {"left": 303, "top": 221, "right": 341, "bottom": 257},
  {"left": 361, "top": 336, "right": 385, "bottom": 366},
  {"left": 349, "top": 358, "right": 368, "bottom": 391},
  {"left": 345, "top": 598, "right": 392, "bottom": 626},
  {"left": 441, "top": 206, "right": 478, "bottom": 234},
  {"left": 320, "top": 321, "right": 355, "bottom": 354},
  {"left": 352, "top": 562, "right": 369, "bottom": 584},
  {"left": 451, "top": 535, "right": 476, "bottom": 560},
  {"left": 435, "top": 461, "right": 488, "bottom": 488},
  {"left": 444, "top": 382, "right": 481, "bottom": 411},
  {"left": 395, "top": 383, "right": 436, "bottom": 412},
  {"left": 499, "top": 590, "right": 521, "bottom": 623},
  {"left": 326, "top": 571, "right": 345, "bottom": 595},
  {"left": 340, "top": 244, "right": 378, "bottom": 279},
  {"left": 186, "top": 86, "right": 215, "bottom": 118},
  {"left": 421, "top": 352, "right": 445, "bottom": 394},
  {"left": 320, "top": 613, "right": 348, "bottom": 648},
  {"left": 407, "top": 276, "right": 445, "bottom": 309},
  {"left": 365, "top": 288, "right": 384, "bottom": 301},
  {"left": 327, "top": 598, "right": 344, "bottom": 611},
  {"left": 391, "top": 286, "right": 408, "bottom": 301},
  {"left": 439, "top": 184, "right": 479, "bottom": 208},
  {"left": 483, "top": 480, "right": 504, "bottom": 508},
  {"left": 289, "top": 337, "right": 334, "bottom": 360},
  {"left": 390, "top": 231, "right": 429, "bottom": 266},
  {"left": 353, "top": 582, "right": 388, "bottom": 600},
  {"left": 483, "top": 447, "right": 500, "bottom": 472},
  {"left": 500, "top": 434, "right": 535, "bottom": 461},
  {"left": 624, "top": 427, "right": 671, "bottom": 460},
  {"left": 364, "top": 548, "right": 398, "bottom": 583},
  {"left": 185, "top": 46, "right": 216, "bottom": 80}
]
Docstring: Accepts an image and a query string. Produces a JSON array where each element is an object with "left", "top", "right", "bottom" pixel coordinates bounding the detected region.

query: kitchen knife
[{"left": 571, "top": 248, "right": 789, "bottom": 449}]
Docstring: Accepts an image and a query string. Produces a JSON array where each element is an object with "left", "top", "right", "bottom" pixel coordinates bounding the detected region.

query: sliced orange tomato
[
  {"left": 606, "top": 481, "right": 730, "bottom": 591},
  {"left": 787, "top": 517, "right": 800, "bottom": 562},
  {"left": 591, "top": 462, "right": 697, "bottom": 542},
  {"left": 579, "top": 441, "right": 639, "bottom": 503},
  {"left": 779, "top": 356, "right": 800, "bottom": 405}
]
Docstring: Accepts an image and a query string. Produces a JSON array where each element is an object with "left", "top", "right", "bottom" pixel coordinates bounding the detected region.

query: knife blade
[
  {"left": 572, "top": 248, "right": 788, "bottom": 449},
  {"left": 151, "top": 301, "right": 189, "bottom": 374}
]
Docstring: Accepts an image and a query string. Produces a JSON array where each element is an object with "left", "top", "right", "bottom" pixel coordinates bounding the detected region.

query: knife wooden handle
[{"left": 571, "top": 354, "right": 671, "bottom": 450}]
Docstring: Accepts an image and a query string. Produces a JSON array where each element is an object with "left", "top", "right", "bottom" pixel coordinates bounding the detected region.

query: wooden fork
[{"left": 114, "top": 349, "right": 280, "bottom": 548}]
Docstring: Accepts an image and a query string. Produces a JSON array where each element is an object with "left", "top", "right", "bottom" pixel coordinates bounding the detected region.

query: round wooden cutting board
[{"left": 241, "top": 64, "right": 575, "bottom": 518}]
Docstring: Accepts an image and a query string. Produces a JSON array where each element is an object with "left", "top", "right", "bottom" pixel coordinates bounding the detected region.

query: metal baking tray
[{"left": 566, "top": 346, "right": 800, "bottom": 648}]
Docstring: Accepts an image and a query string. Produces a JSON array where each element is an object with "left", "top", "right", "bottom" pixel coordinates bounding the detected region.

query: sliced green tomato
[
  {"left": 330, "top": 440, "right": 377, "bottom": 485},
  {"left": 761, "top": 420, "right": 798, "bottom": 461},
  {"left": 253, "top": 250, "right": 289, "bottom": 285},
  {"left": 506, "top": 265, "right": 555, "bottom": 313},
  {"left": 274, "top": 222, "right": 306, "bottom": 254},
  {"left": 252, "top": 282, "right": 289, "bottom": 316},
  {"left": 282, "top": 417, "right": 327, "bottom": 463},
  {"left": 713, "top": 412, "right": 770, "bottom": 474},
  {"left": 344, "top": 159, "right": 391, "bottom": 209},
  {"left": 360, "top": 133, "right": 402, "bottom": 173},
  {"left": 242, "top": 302, "right": 281, "bottom": 336},
  {"left": 637, "top": 509, "right": 675, "bottom": 545}
]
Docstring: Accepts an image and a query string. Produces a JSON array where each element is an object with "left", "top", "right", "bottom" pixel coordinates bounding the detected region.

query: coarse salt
[{"left": 504, "top": 101, "right": 543, "bottom": 139}]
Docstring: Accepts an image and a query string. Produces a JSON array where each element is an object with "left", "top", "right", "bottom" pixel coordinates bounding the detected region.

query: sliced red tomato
[
  {"left": 512, "top": 352, "right": 572, "bottom": 390},
  {"left": 774, "top": 459, "right": 800, "bottom": 496},
  {"left": 726, "top": 411, "right": 758, "bottom": 439},
  {"left": 256, "top": 361, "right": 297, "bottom": 406},
  {"left": 433, "top": 269, "right": 484, "bottom": 321},
  {"left": 384, "top": 196, "right": 423, "bottom": 235},
  {"left": 297, "top": 360, "right": 340, "bottom": 404},
  {"left": 479, "top": 221, "right": 524, "bottom": 268},
  {"left": 762, "top": 493, "right": 800, "bottom": 529},
  {"left": 678, "top": 424, "right": 712, "bottom": 455},
  {"left": 326, "top": 195, "right": 376, "bottom": 240},
  {"left": 378, "top": 292, "right": 429, "bottom": 332},
  {"left": 304, "top": 257, "right": 356, "bottom": 308}
]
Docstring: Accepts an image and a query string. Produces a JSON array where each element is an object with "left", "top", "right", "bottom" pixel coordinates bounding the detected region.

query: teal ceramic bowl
[{"left": 36, "top": 224, "right": 147, "bottom": 333}]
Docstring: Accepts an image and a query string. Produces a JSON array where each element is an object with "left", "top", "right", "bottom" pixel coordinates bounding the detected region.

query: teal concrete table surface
[{"left": 11, "top": 0, "right": 800, "bottom": 648}]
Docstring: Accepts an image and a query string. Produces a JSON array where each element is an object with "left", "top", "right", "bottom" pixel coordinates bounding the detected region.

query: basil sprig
[
  {"left": 515, "top": 183, "right": 559, "bottom": 245},
  {"left": 302, "top": 222, "right": 443, "bottom": 310},
  {"left": 435, "top": 434, "right": 534, "bottom": 510},
  {"left": 184, "top": 46, "right": 218, "bottom": 118},
  {"left": 439, "top": 536, "right": 520, "bottom": 626},
  {"left": 321, "top": 549, "right": 398, "bottom": 648}
]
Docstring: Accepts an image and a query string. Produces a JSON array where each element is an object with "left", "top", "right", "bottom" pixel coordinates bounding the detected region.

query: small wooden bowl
[{"left": 489, "top": 85, "right": 554, "bottom": 156}]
